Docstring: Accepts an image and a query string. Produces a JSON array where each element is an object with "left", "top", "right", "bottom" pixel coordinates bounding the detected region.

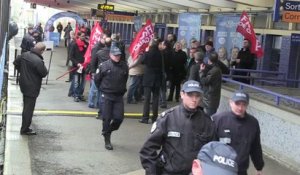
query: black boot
[{"left": 104, "top": 133, "right": 113, "bottom": 150}]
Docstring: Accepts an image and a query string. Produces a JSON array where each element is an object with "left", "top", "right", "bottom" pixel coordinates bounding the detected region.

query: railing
[
  {"left": 222, "top": 77, "right": 300, "bottom": 106},
  {"left": 227, "top": 69, "right": 300, "bottom": 86},
  {"left": 229, "top": 68, "right": 286, "bottom": 76},
  {"left": 0, "top": 34, "right": 7, "bottom": 96}
]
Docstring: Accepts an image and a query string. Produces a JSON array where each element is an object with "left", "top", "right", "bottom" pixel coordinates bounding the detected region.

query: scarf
[{"left": 76, "top": 39, "right": 85, "bottom": 52}]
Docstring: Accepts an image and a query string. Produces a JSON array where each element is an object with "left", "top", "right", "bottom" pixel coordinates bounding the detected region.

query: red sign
[
  {"left": 236, "top": 11, "right": 263, "bottom": 58},
  {"left": 129, "top": 19, "right": 154, "bottom": 60}
]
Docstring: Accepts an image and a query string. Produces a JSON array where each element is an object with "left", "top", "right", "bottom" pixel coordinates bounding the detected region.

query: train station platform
[{"left": 3, "top": 38, "right": 300, "bottom": 175}]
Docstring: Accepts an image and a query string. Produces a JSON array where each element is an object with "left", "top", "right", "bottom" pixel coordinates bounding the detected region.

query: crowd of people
[{"left": 17, "top": 22, "right": 262, "bottom": 175}]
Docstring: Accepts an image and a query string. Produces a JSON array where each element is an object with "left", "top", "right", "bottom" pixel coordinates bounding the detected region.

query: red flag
[
  {"left": 236, "top": 11, "right": 264, "bottom": 58},
  {"left": 129, "top": 19, "right": 154, "bottom": 60},
  {"left": 83, "top": 22, "right": 103, "bottom": 67}
]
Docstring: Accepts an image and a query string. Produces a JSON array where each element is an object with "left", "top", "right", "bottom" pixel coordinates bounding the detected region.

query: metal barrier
[
  {"left": 0, "top": 34, "right": 7, "bottom": 96},
  {"left": 222, "top": 77, "right": 300, "bottom": 106},
  {"left": 229, "top": 68, "right": 286, "bottom": 76},
  {"left": 227, "top": 68, "right": 300, "bottom": 86}
]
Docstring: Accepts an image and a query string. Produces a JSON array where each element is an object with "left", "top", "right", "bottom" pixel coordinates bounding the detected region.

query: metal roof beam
[
  {"left": 158, "top": 0, "right": 209, "bottom": 9},
  {"left": 228, "top": 0, "right": 273, "bottom": 8},
  {"left": 191, "top": 0, "right": 236, "bottom": 8},
  {"left": 236, "top": 4, "right": 269, "bottom": 11},
  {"left": 140, "top": 0, "right": 185, "bottom": 9},
  {"left": 80, "top": 0, "right": 140, "bottom": 11},
  {"left": 109, "top": 0, "right": 154, "bottom": 10},
  {"left": 121, "top": 0, "right": 168, "bottom": 9}
]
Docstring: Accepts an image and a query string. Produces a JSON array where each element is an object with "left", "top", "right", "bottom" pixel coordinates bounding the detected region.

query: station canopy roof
[{"left": 24, "top": 0, "right": 274, "bottom": 15}]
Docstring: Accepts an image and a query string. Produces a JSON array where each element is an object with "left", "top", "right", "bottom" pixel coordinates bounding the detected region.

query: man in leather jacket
[{"left": 140, "top": 80, "right": 214, "bottom": 175}]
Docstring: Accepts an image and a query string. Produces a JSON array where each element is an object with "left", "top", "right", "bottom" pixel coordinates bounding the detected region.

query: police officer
[
  {"left": 94, "top": 46, "right": 128, "bottom": 150},
  {"left": 212, "top": 90, "right": 264, "bottom": 175},
  {"left": 192, "top": 141, "right": 238, "bottom": 175},
  {"left": 20, "top": 25, "right": 36, "bottom": 53},
  {"left": 140, "top": 80, "right": 215, "bottom": 175}
]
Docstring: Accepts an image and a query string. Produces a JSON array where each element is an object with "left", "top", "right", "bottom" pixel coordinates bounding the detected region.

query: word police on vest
[
  {"left": 181, "top": 80, "right": 203, "bottom": 93},
  {"left": 231, "top": 90, "right": 249, "bottom": 103},
  {"left": 198, "top": 141, "right": 238, "bottom": 175}
]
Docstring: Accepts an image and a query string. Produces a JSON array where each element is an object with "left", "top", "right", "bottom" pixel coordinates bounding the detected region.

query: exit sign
[{"left": 97, "top": 4, "right": 114, "bottom": 11}]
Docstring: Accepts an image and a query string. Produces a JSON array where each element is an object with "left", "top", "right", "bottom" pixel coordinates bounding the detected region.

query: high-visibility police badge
[{"left": 150, "top": 122, "right": 157, "bottom": 133}]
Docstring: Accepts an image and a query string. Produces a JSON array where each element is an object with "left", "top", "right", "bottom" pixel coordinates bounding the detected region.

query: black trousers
[
  {"left": 168, "top": 81, "right": 181, "bottom": 101},
  {"left": 142, "top": 86, "right": 160, "bottom": 122},
  {"left": 233, "top": 71, "right": 250, "bottom": 84},
  {"left": 102, "top": 96, "right": 124, "bottom": 135},
  {"left": 21, "top": 95, "right": 37, "bottom": 133}
]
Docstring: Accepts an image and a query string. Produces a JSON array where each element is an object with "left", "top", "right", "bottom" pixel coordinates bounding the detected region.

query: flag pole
[{"left": 55, "top": 67, "right": 77, "bottom": 80}]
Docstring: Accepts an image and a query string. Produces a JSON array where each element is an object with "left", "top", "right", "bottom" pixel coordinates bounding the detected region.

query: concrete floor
[{"left": 4, "top": 39, "right": 300, "bottom": 175}]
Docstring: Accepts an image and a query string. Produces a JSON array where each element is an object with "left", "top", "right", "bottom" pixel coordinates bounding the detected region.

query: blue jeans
[
  {"left": 73, "top": 72, "right": 85, "bottom": 98},
  {"left": 127, "top": 75, "right": 143, "bottom": 103},
  {"left": 88, "top": 80, "right": 98, "bottom": 107},
  {"left": 68, "top": 72, "right": 74, "bottom": 97}
]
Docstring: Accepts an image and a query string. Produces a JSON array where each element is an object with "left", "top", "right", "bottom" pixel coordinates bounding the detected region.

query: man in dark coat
[
  {"left": 189, "top": 51, "right": 204, "bottom": 82},
  {"left": 56, "top": 22, "right": 63, "bottom": 41},
  {"left": 94, "top": 46, "right": 129, "bottom": 150},
  {"left": 199, "top": 52, "right": 222, "bottom": 116},
  {"left": 91, "top": 33, "right": 108, "bottom": 62},
  {"left": 185, "top": 47, "right": 197, "bottom": 81},
  {"left": 13, "top": 42, "right": 48, "bottom": 135},
  {"left": 234, "top": 39, "right": 255, "bottom": 84},
  {"left": 168, "top": 42, "right": 187, "bottom": 102},
  {"left": 89, "top": 37, "right": 111, "bottom": 116},
  {"left": 63, "top": 22, "right": 73, "bottom": 47},
  {"left": 212, "top": 90, "right": 264, "bottom": 175},
  {"left": 139, "top": 39, "right": 163, "bottom": 124},
  {"left": 159, "top": 40, "right": 172, "bottom": 108},
  {"left": 20, "top": 25, "right": 36, "bottom": 53},
  {"left": 140, "top": 80, "right": 214, "bottom": 175}
]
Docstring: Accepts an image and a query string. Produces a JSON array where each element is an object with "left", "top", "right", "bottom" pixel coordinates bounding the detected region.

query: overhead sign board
[
  {"left": 282, "top": 0, "right": 300, "bottom": 23},
  {"left": 282, "top": 11, "right": 300, "bottom": 23},
  {"left": 283, "top": 1, "right": 300, "bottom": 11},
  {"left": 91, "top": 8, "right": 105, "bottom": 17},
  {"left": 97, "top": 4, "right": 114, "bottom": 11}
]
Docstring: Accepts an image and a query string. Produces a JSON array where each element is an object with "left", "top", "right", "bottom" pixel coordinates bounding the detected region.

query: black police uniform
[
  {"left": 94, "top": 59, "right": 128, "bottom": 135},
  {"left": 212, "top": 111, "right": 264, "bottom": 175},
  {"left": 140, "top": 105, "right": 215, "bottom": 175}
]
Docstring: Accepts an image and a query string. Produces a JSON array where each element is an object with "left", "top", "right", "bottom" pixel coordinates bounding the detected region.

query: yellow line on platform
[{"left": 7, "top": 110, "right": 145, "bottom": 117}]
